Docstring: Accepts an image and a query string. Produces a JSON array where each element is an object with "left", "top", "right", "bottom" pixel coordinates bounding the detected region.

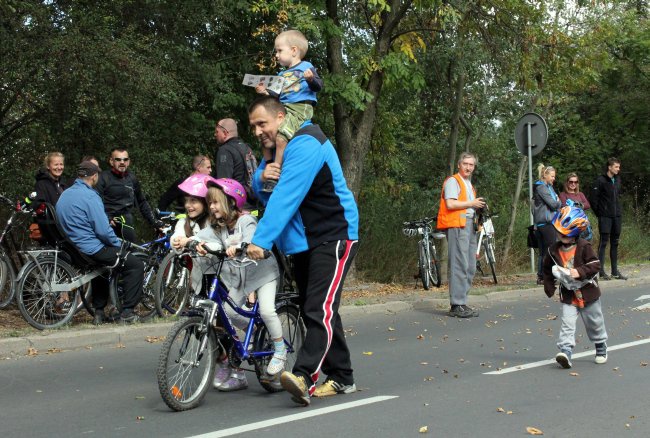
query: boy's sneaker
[
  {"left": 556, "top": 350, "right": 573, "bottom": 369},
  {"left": 218, "top": 373, "right": 248, "bottom": 392},
  {"left": 448, "top": 305, "right": 473, "bottom": 318},
  {"left": 280, "top": 371, "right": 310, "bottom": 406},
  {"left": 595, "top": 342, "right": 608, "bottom": 364},
  {"left": 313, "top": 379, "right": 357, "bottom": 397},
  {"left": 266, "top": 349, "right": 287, "bottom": 376},
  {"left": 212, "top": 360, "right": 231, "bottom": 389},
  {"left": 462, "top": 305, "right": 479, "bottom": 317}
]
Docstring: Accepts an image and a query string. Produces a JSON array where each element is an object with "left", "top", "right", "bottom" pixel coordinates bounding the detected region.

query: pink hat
[{"left": 178, "top": 174, "right": 219, "bottom": 198}]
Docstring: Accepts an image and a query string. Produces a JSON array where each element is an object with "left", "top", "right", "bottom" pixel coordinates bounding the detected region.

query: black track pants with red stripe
[{"left": 292, "top": 240, "right": 358, "bottom": 393}]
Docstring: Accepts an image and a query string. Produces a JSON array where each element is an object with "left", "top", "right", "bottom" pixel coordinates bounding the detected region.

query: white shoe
[
  {"left": 212, "top": 360, "right": 231, "bottom": 388},
  {"left": 266, "top": 349, "right": 287, "bottom": 375},
  {"left": 595, "top": 354, "right": 608, "bottom": 364}
]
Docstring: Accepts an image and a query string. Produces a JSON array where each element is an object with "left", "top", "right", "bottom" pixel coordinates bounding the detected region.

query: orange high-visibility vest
[{"left": 436, "top": 173, "right": 477, "bottom": 229}]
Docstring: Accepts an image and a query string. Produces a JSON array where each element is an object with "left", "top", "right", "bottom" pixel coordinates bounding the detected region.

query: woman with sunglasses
[{"left": 560, "top": 173, "right": 591, "bottom": 210}]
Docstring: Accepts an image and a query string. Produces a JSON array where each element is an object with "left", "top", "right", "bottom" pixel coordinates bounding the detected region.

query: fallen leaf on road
[
  {"left": 388, "top": 337, "right": 397, "bottom": 341},
  {"left": 85, "top": 346, "right": 93, "bottom": 350},
  {"left": 35, "top": 390, "right": 43, "bottom": 393},
  {"left": 419, "top": 426, "right": 428, "bottom": 433},
  {"left": 613, "top": 367, "right": 619, "bottom": 371},
  {"left": 496, "top": 407, "right": 505, "bottom": 413},
  {"left": 507, "top": 411, "right": 513, "bottom": 414},
  {"left": 135, "top": 396, "right": 145, "bottom": 400},
  {"left": 417, "top": 334, "right": 424, "bottom": 340},
  {"left": 388, "top": 327, "right": 395, "bottom": 331},
  {"left": 145, "top": 336, "right": 165, "bottom": 343},
  {"left": 362, "top": 351, "right": 373, "bottom": 355},
  {"left": 640, "top": 362, "right": 648, "bottom": 367},
  {"left": 115, "top": 343, "right": 126, "bottom": 349},
  {"left": 423, "top": 376, "right": 434, "bottom": 381},
  {"left": 47, "top": 348, "right": 62, "bottom": 354},
  {"left": 420, "top": 362, "right": 429, "bottom": 365},
  {"left": 569, "top": 372, "right": 580, "bottom": 377},
  {"left": 27, "top": 347, "right": 38, "bottom": 356},
  {"left": 136, "top": 416, "right": 145, "bottom": 421},
  {"left": 526, "top": 426, "right": 544, "bottom": 435}
]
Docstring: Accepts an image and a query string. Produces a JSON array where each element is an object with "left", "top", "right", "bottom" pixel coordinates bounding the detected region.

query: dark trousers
[
  {"left": 89, "top": 246, "right": 144, "bottom": 311},
  {"left": 598, "top": 216, "right": 622, "bottom": 274},
  {"left": 292, "top": 240, "right": 358, "bottom": 394},
  {"left": 536, "top": 224, "right": 557, "bottom": 279},
  {"left": 111, "top": 213, "right": 137, "bottom": 243}
]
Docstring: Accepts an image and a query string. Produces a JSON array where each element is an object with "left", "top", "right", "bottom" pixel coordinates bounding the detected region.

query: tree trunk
[
  {"left": 447, "top": 65, "right": 465, "bottom": 174},
  {"left": 502, "top": 155, "right": 527, "bottom": 262}
]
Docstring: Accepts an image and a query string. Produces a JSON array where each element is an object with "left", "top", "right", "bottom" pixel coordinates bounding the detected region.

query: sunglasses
[
  {"left": 113, "top": 157, "right": 130, "bottom": 162},
  {"left": 568, "top": 180, "right": 578, "bottom": 184}
]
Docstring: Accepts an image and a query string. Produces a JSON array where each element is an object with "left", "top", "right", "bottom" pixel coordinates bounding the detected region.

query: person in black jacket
[
  {"left": 590, "top": 157, "right": 626, "bottom": 280},
  {"left": 34, "top": 152, "right": 68, "bottom": 205},
  {"left": 213, "top": 118, "right": 256, "bottom": 210},
  {"left": 157, "top": 155, "right": 212, "bottom": 212},
  {"left": 95, "top": 147, "right": 161, "bottom": 242}
]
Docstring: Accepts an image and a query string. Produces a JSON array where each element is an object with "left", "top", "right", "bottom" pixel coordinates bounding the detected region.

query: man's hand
[
  {"left": 304, "top": 68, "right": 314, "bottom": 82},
  {"left": 262, "top": 162, "right": 281, "bottom": 183},
  {"left": 472, "top": 197, "right": 486, "bottom": 209},
  {"left": 247, "top": 243, "right": 266, "bottom": 260}
]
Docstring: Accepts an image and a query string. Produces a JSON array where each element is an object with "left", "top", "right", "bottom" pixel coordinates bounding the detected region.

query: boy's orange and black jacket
[{"left": 542, "top": 238, "right": 602, "bottom": 304}]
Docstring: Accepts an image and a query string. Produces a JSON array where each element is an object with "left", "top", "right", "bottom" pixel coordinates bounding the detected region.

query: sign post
[{"left": 514, "top": 113, "right": 548, "bottom": 273}]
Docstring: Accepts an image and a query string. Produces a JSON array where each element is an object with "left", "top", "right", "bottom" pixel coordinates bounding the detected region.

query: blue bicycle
[{"left": 156, "top": 244, "right": 305, "bottom": 411}]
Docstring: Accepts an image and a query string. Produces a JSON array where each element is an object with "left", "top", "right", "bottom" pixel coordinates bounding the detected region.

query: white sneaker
[
  {"left": 212, "top": 360, "right": 231, "bottom": 388},
  {"left": 266, "top": 349, "right": 287, "bottom": 375},
  {"left": 595, "top": 354, "right": 608, "bottom": 364}
]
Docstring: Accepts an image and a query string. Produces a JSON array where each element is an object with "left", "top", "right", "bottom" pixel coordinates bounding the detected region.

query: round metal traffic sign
[{"left": 514, "top": 112, "right": 548, "bottom": 157}]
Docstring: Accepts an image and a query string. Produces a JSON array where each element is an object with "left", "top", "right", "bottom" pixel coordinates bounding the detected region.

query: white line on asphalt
[
  {"left": 484, "top": 338, "right": 650, "bottom": 375},
  {"left": 186, "top": 395, "right": 399, "bottom": 438}
]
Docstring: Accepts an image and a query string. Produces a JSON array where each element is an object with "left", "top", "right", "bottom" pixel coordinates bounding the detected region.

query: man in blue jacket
[
  {"left": 57, "top": 161, "right": 144, "bottom": 324},
  {"left": 246, "top": 96, "right": 359, "bottom": 406}
]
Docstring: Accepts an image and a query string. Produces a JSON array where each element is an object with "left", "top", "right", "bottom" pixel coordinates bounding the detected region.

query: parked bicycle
[
  {"left": 157, "top": 242, "right": 305, "bottom": 411},
  {"left": 403, "top": 217, "right": 442, "bottom": 289},
  {"left": 0, "top": 193, "right": 38, "bottom": 309},
  {"left": 475, "top": 205, "right": 498, "bottom": 284}
]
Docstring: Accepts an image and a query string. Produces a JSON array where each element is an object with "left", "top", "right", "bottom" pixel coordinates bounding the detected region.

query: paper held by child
[
  {"left": 551, "top": 265, "right": 596, "bottom": 291},
  {"left": 242, "top": 74, "right": 284, "bottom": 94}
]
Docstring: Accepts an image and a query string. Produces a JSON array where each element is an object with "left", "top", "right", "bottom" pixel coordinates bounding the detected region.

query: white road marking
[
  {"left": 186, "top": 395, "right": 399, "bottom": 438},
  {"left": 634, "top": 295, "right": 650, "bottom": 310},
  {"left": 484, "top": 338, "right": 650, "bottom": 375}
]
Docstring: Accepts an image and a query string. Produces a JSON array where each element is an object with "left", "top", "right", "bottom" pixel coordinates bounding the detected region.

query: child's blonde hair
[
  {"left": 537, "top": 163, "right": 555, "bottom": 180},
  {"left": 276, "top": 29, "right": 308, "bottom": 58},
  {"left": 206, "top": 186, "right": 240, "bottom": 228}
]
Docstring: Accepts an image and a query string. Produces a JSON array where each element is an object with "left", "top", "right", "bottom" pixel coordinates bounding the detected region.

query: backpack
[{"left": 234, "top": 141, "right": 258, "bottom": 203}]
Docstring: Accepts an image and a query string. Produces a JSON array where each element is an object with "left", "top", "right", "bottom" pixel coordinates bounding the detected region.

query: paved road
[{"left": 1, "top": 283, "right": 648, "bottom": 437}]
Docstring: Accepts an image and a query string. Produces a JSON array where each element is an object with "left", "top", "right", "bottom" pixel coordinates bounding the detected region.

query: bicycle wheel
[
  {"left": 0, "top": 254, "right": 16, "bottom": 309},
  {"left": 418, "top": 241, "right": 431, "bottom": 290},
  {"left": 154, "top": 252, "right": 190, "bottom": 316},
  {"left": 428, "top": 241, "right": 442, "bottom": 288},
  {"left": 16, "top": 258, "right": 80, "bottom": 330},
  {"left": 253, "top": 304, "right": 306, "bottom": 393},
  {"left": 134, "top": 259, "right": 158, "bottom": 320},
  {"left": 157, "top": 316, "right": 217, "bottom": 411},
  {"left": 484, "top": 237, "right": 498, "bottom": 284}
]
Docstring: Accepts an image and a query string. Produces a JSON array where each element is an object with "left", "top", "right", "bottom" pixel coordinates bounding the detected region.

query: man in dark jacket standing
[
  {"left": 590, "top": 157, "right": 626, "bottom": 280},
  {"left": 213, "top": 118, "right": 256, "bottom": 210},
  {"left": 95, "top": 147, "right": 160, "bottom": 242}
]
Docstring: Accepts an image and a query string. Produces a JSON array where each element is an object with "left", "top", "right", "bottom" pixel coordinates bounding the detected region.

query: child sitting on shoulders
[
  {"left": 255, "top": 29, "right": 323, "bottom": 191},
  {"left": 542, "top": 206, "right": 608, "bottom": 369},
  {"left": 191, "top": 178, "right": 283, "bottom": 391}
]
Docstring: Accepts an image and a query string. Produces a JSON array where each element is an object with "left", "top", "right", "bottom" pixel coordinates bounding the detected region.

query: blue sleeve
[
  {"left": 89, "top": 196, "right": 120, "bottom": 247},
  {"left": 252, "top": 133, "right": 323, "bottom": 250},
  {"left": 252, "top": 159, "right": 271, "bottom": 205}
]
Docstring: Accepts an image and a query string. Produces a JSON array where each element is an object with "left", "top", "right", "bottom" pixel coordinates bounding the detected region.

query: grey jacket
[
  {"left": 192, "top": 215, "right": 279, "bottom": 295},
  {"left": 533, "top": 181, "right": 561, "bottom": 225}
]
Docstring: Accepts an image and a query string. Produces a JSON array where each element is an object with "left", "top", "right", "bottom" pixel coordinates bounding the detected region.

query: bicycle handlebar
[{"left": 186, "top": 240, "right": 272, "bottom": 259}]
